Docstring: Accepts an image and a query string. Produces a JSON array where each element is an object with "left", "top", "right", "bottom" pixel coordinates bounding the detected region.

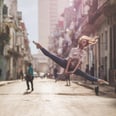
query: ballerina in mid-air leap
[{"left": 33, "top": 35, "right": 109, "bottom": 85}]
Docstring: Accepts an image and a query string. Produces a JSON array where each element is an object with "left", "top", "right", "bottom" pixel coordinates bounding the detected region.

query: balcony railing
[
  {"left": 98, "top": 0, "right": 108, "bottom": 9},
  {"left": 0, "top": 32, "right": 10, "bottom": 43}
]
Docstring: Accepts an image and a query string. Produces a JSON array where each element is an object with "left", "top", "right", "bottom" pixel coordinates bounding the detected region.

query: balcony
[
  {"left": 0, "top": 32, "right": 10, "bottom": 43},
  {"left": 7, "top": 48, "right": 21, "bottom": 57},
  {"left": 81, "top": 16, "right": 93, "bottom": 35},
  {"left": 83, "top": 0, "right": 110, "bottom": 30},
  {"left": 103, "top": 0, "right": 116, "bottom": 16},
  {"left": 88, "top": 10, "right": 101, "bottom": 24},
  {"left": 88, "top": 0, "right": 116, "bottom": 20}
]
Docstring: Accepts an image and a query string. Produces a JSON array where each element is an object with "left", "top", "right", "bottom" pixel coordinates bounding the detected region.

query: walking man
[{"left": 25, "top": 63, "right": 34, "bottom": 91}]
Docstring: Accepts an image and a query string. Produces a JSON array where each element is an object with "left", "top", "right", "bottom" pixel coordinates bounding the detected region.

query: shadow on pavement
[{"left": 23, "top": 91, "right": 32, "bottom": 95}]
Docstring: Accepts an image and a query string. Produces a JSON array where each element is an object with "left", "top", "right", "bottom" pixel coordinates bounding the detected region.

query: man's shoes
[
  {"left": 65, "top": 84, "right": 71, "bottom": 86},
  {"left": 31, "top": 89, "right": 34, "bottom": 91}
]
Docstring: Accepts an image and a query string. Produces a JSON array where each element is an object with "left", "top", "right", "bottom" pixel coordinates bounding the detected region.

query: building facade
[
  {"left": 0, "top": 0, "right": 32, "bottom": 80},
  {"left": 47, "top": 0, "right": 116, "bottom": 85},
  {"left": 38, "top": 0, "right": 69, "bottom": 74}
]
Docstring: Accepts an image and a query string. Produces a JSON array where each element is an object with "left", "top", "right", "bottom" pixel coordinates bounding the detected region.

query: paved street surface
[{"left": 0, "top": 78, "right": 116, "bottom": 116}]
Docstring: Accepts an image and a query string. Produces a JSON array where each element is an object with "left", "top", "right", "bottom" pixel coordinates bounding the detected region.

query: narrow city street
[{"left": 0, "top": 78, "right": 115, "bottom": 116}]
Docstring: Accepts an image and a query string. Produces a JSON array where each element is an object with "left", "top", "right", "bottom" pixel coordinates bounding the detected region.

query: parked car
[
  {"left": 39, "top": 72, "right": 45, "bottom": 78},
  {"left": 33, "top": 72, "right": 39, "bottom": 77}
]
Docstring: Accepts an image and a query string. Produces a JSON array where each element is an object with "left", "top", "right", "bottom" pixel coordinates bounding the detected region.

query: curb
[
  {"left": 73, "top": 81, "right": 116, "bottom": 98},
  {"left": 0, "top": 80, "right": 20, "bottom": 87},
  {"left": 74, "top": 81, "right": 96, "bottom": 90}
]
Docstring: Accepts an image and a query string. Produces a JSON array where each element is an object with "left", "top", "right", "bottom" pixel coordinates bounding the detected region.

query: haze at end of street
[{"left": 18, "top": 0, "right": 39, "bottom": 54}]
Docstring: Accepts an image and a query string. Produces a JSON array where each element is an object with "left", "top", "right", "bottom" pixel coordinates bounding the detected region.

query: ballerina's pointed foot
[
  {"left": 36, "top": 43, "right": 42, "bottom": 49},
  {"left": 98, "top": 79, "right": 109, "bottom": 85}
]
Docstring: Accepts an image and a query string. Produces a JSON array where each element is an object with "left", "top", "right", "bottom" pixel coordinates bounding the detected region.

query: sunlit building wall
[
  {"left": 38, "top": 0, "right": 69, "bottom": 73},
  {"left": 4, "top": 0, "right": 17, "bottom": 19},
  {"left": 38, "top": 0, "right": 69, "bottom": 47}
]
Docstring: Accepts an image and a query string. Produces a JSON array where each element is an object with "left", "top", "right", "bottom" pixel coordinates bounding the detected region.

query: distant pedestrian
[
  {"left": 84, "top": 64, "right": 89, "bottom": 83},
  {"left": 64, "top": 70, "right": 71, "bottom": 86},
  {"left": 6, "top": 70, "right": 10, "bottom": 80},
  {"left": 0, "top": 68, "right": 2, "bottom": 77},
  {"left": 90, "top": 64, "right": 94, "bottom": 84},
  {"left": 85, "top": 64, "right": 89, "bottom": 73},
  {"left": 25, "top": 63, "right": 34, "bottom": 91},
  {"left": 53, "top": 67, "right": 58, "bottom": 82},
  {"left": 99, "top": 65, "right": 105, "bottom": 80},
  {"left": 20, "top": 69, "right": 24, "bottom": 81}
]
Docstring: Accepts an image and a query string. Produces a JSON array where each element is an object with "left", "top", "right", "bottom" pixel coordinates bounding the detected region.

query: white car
[
  {"left": 39, "top": 72, "right": 45, "bottom": 78},
  {"left": 33, "top": 72, "right": 38, "bottom": 77}
]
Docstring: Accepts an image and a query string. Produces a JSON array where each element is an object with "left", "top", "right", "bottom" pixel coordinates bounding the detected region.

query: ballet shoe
[{"left": 98, "top": 79, "right": 109, "bottom": 85}]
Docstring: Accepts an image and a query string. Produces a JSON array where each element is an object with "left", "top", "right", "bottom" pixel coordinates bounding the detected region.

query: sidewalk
[
  {"left": 0, "top": 80, "right": 20, "bottom": 86},
  {"left": 72, "top": 77, "right": 116, "bottom": 98}
]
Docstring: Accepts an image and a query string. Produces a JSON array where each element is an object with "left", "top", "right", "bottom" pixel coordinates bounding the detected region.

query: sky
[{"left": 17, "top": 0, "right": 39, "bottom": 54}]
